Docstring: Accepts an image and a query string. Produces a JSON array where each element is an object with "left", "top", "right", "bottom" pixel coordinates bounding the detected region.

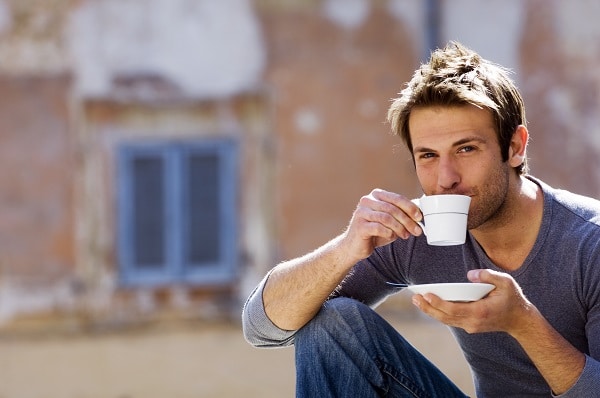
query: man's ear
[{"left": 508, "top": 125, "right": 528, "bottom": 168}]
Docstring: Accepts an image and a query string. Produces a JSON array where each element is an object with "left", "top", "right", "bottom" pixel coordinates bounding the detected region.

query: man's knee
[
  {"left": 295, "top": 297, "right": 373, "bottom": 343},
  {"left": 322, "top": 296, "right": 373, "bottom": 321}
]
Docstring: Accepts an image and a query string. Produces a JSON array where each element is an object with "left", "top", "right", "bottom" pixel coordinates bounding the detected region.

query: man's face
[{"left": 408, "top": 105, "right": 514, "bottom": 230}]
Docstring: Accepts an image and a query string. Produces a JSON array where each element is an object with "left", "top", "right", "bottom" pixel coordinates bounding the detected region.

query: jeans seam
[{"left": 377, "top": 359, "right": 431, "bottom": 398}]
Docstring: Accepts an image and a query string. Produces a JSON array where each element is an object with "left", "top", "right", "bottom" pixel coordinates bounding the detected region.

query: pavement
[{"left": 0, "top": 294, "right": 475, "bottom": 397}]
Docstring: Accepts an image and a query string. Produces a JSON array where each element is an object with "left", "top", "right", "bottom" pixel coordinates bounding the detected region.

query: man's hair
[{"left": 387, "top": 41, "right": 528, "bottom": 175}]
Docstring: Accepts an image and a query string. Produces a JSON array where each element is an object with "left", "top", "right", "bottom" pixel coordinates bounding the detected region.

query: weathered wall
[
  {"left": 0, "top": 75, "right": 76, "bottom": 323},
  {"left": 0, "top": 0, "right": 599, "bottom": 329},
  {"left": 520, "top": 1, "right": 600, "bottom": 196},
  {"left": 259, "top": 1, "right": 420, "bottom": 259},
  {"left": 68, "top": 0, "right": 266, "bottom": 99}
]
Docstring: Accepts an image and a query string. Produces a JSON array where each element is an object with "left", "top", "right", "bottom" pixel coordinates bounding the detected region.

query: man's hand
[
  {"left": 411, "top": 269, "right": 531, "bottom": 334},
  {"left": 411, "top": 269, "right": 585, "bottom": 395},
  {"left": 340, "top": 189, "right": 424, "bottom": 263}
]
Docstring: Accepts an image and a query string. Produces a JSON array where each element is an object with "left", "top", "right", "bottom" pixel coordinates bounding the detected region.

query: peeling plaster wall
[
  {"left": 386, "top": 0, "right": 426, "bottom": 56},
  {"left": 442, "top": 0, "right": 523, "bottom": 71},
  {"left": 0, "top": 0, "right": 272, "bottom": 328},
  {"left": 518, "top": 1, "right": 600, "bottom": 196},
  {"left": 322, "top": 0, "right": 427, "bottom": 58},
  {"left": 67, "top": 0, "right": 266, "bottom": 99},
  {"left": 259, "top": 2, "right": 421, "bottom": 259},
  {"left": 552, "top": 1, "right": 600, "bottom": 164},
  {"left": 0, "top": 0, "right": 71, "bottom": 74},
  {"left": 555, "top": 0, "right": 600, "bottom": 60},
  {"left": 322, "top": 0, "right": 371, "bottom": 29}
]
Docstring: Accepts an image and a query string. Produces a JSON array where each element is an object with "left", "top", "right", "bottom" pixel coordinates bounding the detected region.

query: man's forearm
[
  {"left": 263, "top": 234, "right": 358, "bottom": 331},
  {"left": 512, "top": 304, "right": 585, "bottom": 395}
]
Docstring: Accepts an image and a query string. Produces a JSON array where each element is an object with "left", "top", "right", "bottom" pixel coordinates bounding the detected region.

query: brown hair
[{"left": 387, "top": 41, "right": 528, "bottom": 174}]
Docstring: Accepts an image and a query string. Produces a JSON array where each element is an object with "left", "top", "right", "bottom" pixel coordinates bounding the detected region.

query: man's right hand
[{"left": 340, "top": 189, "right": 424, "bottom": 262}]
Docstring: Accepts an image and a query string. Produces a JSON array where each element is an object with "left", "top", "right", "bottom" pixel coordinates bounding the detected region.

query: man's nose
[{"left": 437, "top": 157, "right": 461, "bottom": 191}]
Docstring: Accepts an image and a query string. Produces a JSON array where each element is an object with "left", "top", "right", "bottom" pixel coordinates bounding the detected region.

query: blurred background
[{"left": 0, "top": 0, "right": 599, "bottom": 396}]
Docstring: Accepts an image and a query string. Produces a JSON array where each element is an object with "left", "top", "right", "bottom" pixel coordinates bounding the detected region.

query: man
[{"left": 242, "top": 41, "right": 600, "bottom": 397}]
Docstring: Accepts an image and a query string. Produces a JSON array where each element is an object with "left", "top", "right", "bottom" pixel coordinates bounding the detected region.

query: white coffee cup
[{"left": 411, "top": 194, "right": 471, "bottom": 246}]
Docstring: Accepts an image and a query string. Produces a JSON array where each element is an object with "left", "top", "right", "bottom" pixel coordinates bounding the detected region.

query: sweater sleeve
[
  {"left": 241, "top": 271, "right": 297, "bottom": 348},
  {"left": 555, "top": 355, "right": 600, "bottom": 397}
]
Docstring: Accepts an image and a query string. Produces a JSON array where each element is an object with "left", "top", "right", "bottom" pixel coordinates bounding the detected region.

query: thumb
[{"left": 467, "top": 268, "right": 497, "bottom": 283}]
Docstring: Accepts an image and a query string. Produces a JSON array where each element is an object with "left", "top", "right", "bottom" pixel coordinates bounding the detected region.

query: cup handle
[{"left": 411, "top": 197, "right": 427, "bottom": 236}]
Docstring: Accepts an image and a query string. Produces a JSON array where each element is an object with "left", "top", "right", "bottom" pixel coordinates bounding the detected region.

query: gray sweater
[{"left": 242, "top": 177, "right": 600, "bottom": 397}]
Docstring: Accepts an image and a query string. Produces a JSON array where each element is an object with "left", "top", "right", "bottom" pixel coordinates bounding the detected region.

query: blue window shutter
[
  {"left": 117, "top": 139, "right": 238, "bottom": 286},
  {"left": 186, "top": 152, "right": 221, "bottom": 264},
  {"left": 132, "top": 155, "right": 166, "bottom": 267},
  {"left": 118, "top": 144, "right": 177, "bottom": 285},
  {"left": 180, "top": 139, "right": 238, "bottom": 284}
]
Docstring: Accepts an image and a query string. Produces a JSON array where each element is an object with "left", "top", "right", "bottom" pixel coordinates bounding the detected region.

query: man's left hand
[{"left": 411, "top": 269, "right": 532, "bottom": 335}]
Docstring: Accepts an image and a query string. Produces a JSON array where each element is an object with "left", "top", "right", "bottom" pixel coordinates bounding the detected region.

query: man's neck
[{"left": 470, "top": 176, "right": 544, "bottom": 271}]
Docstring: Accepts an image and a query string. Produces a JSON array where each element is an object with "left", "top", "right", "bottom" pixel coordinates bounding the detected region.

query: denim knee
[
  {"left": 295, "top": 297, "right": 373, "bottom": 344},
  {"left": 295, "top": 297, "right": 468, "bottom": 398}
]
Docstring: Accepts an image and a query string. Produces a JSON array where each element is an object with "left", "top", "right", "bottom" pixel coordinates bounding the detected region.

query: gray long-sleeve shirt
[{"left": 242, "top": 177, "right": 600, "bottom": 397}]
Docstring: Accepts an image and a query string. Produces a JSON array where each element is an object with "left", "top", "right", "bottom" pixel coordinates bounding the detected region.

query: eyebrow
[{"left": 413, "top": 135, "right": 489, "bottom": 154}]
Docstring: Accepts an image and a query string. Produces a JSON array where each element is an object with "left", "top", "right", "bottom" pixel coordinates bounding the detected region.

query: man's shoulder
[{"left": 536, "top": 177, "right": 600, "bottom": 226}]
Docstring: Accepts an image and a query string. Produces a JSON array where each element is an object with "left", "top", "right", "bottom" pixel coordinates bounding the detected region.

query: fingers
[
  {"left": 370, "top": 189, "right": 422, "bottom": 222},
  {"left": 355, "top": 189, "right": 423, "bottom": 239},
  {"left": 412, "top": 293, "right": 492, "bottom": 333},
  {"left": 412, "top": 294, "right": 459, "bottom": 320},
  {"left": 342, "top": 189, "right": 424, "bottom": 261},
  {"left": 414, "top": 271, "right": 529, "bottom": 334}
]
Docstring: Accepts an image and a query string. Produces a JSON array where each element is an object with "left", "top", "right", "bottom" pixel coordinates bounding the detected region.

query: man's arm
[
  {"left": 262, "top": 234, "right": 359, "bottom": 331},
  {"left": 509, "top": 304, "right": 585, "bottom": 395},
  {"left": 261, "top": 189, "right": 423, "bottom": 331},
  {"left": 413, "top": 269, "right": 585, "bottom": 395}
]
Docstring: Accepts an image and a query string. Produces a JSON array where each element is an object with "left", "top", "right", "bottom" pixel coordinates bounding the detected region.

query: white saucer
[{"left": 406, "top": 283, "right": 495, "bottom": 302}]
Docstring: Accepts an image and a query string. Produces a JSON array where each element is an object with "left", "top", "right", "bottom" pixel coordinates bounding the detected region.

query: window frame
[{"left": 116, "top": 138, "right": 239, "bottom": 287}]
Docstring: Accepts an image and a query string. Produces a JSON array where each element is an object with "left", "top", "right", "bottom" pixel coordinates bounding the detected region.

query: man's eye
[
  {"left": 458, "top": 146, "right": 475, "bottom": 153},
  {"left": 419, "top": 153, "right": 435, "bottom": 159}
]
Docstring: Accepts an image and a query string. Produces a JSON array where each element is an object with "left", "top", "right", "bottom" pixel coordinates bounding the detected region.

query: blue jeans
[{"left": 295, "top": 297, "right": 469, "bottom": 398}]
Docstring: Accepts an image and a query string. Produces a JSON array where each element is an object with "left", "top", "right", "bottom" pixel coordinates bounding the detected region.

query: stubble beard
[{"left": 467, "top": 163, "right": 512, "bottom": 231}]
